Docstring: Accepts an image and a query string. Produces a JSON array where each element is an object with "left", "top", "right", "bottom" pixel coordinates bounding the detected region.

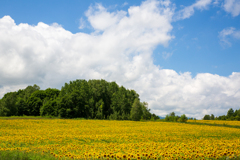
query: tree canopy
[
  {"left": 0, "top": 79, "right": 158, "bottom": 121},
  {"left": 203, "top": 108, "right": 240, "bottom": 121}
]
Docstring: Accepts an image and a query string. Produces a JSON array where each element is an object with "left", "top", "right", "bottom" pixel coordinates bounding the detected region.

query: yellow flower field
[
  {"left": 187, "top": 120, "right": 240, "bottom": 127},
  {"left": 0, "top": 119, "right": 240, "bottom": 160}
]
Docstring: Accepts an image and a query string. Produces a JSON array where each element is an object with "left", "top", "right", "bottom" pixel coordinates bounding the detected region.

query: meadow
[{"left": 0, "top": 119, "right": 240, "bottom": 160}]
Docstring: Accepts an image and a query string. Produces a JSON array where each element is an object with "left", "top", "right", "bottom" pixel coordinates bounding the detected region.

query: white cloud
[
  {"left": 0, "top": 0, "right": 174, "bottom": 95},
  {"left": 78, "top": 18, "right": 86, "bottom": 29},
  {"left": 142, "top": 71, "right": 240, "bottom": 119},
  {"left": 85, "top": 3, "right": 127, "bottom": 31},
  {"left": 162, "top": 51, "right": 173, "bottom": 59},
  {"left": 223, "top": 0, "right": 240, "bottom": 16},
  {"left": 0, "top": 0, "right": 240, "bottom": 119},
  {"left": 122, "top": 2, "right": 128, "bottom": 7},
  {"left": 0, "top": 85, "right": 28, "bottom": 98},
  {"left": 175, "top": 0, "right": 212, "bottom": 20},
  {"left": 213, "top": 0, "right": 221, "bottom": 5},
  {"left": 219, "top": 27, "right": 240, "bottom": 46}
]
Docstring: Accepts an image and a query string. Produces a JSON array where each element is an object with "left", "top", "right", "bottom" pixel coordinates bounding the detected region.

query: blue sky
[
  {"left": 0, "top": 0, "right": 240, "bottom": 118},
  {"left": 1, "top": 0, "right": 239, "bottom": 76}
]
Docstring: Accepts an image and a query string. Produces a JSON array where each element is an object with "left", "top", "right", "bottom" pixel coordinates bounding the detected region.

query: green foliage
[
  {"left": 235, "top": 115, "right": 240, "bottom": 121},
  {"left": 203, "top": 114, "right": 211, "bottom": 120},
  {"left": 15, "top": 98, "right": 28, "bottom": 116},
  {"left": 150, "top": 114, "right": 160, "bottom": 121},
  {"left": 227, "top": 108, "right": 234, "bottom": 118},
  {"left": 179, "top": 114, "right": 188, "bottom": 122},
  {"left": 0, "top": 84, "right": 58, "bottom": 117},
  {"left": 40, "top": 98, "right": 58, "bottom": 116},
  {"left": 165, "top": 112, "right": 180, "bottom": 122},
  {"left": 203, "top": 114, "right": 215, "bottom": 120},
  {"left": 215, "top": 108, "right": 240, "bottom": 121},
  {"left": 0, "top": 150, "right": 58, "bottom": 160},
  {"left": 170, "top": 112, "right": 175, "bottom": 117},
  {"left": 0, "top": 92, "right": 18, "bottom": 116},
  {"left": 0, "top": 79, "right": 158, "bottom": 121},
  {"left": 27, "top": 96, "right": 42, "bottom": 116},
  {"left": 111, "top": 86, "right": 131, "bottom": 119},
  {"left": 130, "top": 98, "right": 143, "bottom": 121},
  {"left": 210, "top": 114, "right": 215, "bottom": 120},
  {"left": 141, "top": 102, "right": 151, "bottom": 120}
]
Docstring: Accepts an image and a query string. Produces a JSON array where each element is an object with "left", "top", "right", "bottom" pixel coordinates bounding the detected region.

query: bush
[
  {"left": 179, "top": 114, "right": 188, "bottom": 122},
  {"left": 235, "top": 116, "right": 240, "bottom": 121}
]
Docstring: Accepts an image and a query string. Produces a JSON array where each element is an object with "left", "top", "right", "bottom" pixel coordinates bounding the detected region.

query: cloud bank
[{"left": 0, "top": 0, "right": 240, "bottom": 119}]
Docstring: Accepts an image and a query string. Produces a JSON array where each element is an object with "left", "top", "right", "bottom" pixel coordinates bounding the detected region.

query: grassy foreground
[
  {"left": 0, "top": 119, "right": 240, "bottom": 160},
  {"left": 0, "top": 150, "right": 59, "bottom": 160}
]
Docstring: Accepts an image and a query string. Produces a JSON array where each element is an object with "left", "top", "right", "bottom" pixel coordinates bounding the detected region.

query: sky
[{"left": 0, "top": 0, "right": 240, "bottom": 119}]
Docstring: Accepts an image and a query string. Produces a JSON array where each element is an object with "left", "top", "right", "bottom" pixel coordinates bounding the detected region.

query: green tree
[
  {"left": 15, "top": 98, "right": 28, "bottom": 116},
  {"left": 151, "top": 114, "right": 160, "bottom": 121},
  {"left": 45, "top": 88, "right": 60, "bottom": 99},
  {"left": 59, "top": 80, "right": 90, "bottom": 118},
  {"left": 27, "top": 90, "right": 46, "bottom": 116},
  {"left": 165, "top": 115, "right": 170, "bottom": 121},
  {"left": 0, "top": 79, "right": 147, "bottom": 119},
  {"left": 165, "top": 112, "right": 178, "bottom": 122},
  {"left": 235, "top": 109, "right": 240, "bottom": 118},
  {"left": 58, "top": 94, "right": 73, "bottom": 118},
  {"left": 0, "top": 92, "right": 18, "bottom": 116},
  {"left": 220, "top": 115, "right": 227, "bottom": 120},
  {"left": 227, "top": 108, "right": 234, "bottom": 118},
  {"left": 210, "top": 114, "right": 215, "bottom": 120},
  {"left": 95, "top": 99, "right": 104, "bottom": 119},
  {"left": 40, "top": 98, "right": 58, "bottom": 116},
  {"left": 141, "top": 102, "right": 151, "bottom": 120},
  {"left": 0, "top": 99, "right": 9, "bottom": 116},
  {"left": 179, "top": 114, "right": 188, "bottom": 122},
  {"left": 235, "top": 115, "right": 240, "bottom": 121},
  {"left": 203, "top": 114, "right": 210, "bottom": 120},
  {"left": 170, "top": 112, "right": 175, "bottom": 117},
  {"left": 111, "top": 87, "right": 131, "bottom": 118},
  {"left": 18, "top": 84, "right": 40, "bottom": 101},
  {"left": 27, "top": 97, "right": 42, "bottom": 116},
  {"left": 130, "top": 98, "right": 143, "bottom": 121}
]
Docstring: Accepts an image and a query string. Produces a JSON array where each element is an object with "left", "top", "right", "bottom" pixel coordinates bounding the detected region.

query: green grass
[
  {"left": 186, "top": 121, "right": 240, "bottom": 129},
  {"left": 0, "top": 151, "right": 58, "bottom": 160}
]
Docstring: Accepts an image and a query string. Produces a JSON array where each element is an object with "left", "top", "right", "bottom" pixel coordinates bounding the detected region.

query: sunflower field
[
  {"left": 0, "top": 119, "right": 240, "bottom": 160},
  {"left": 187, "top": 120, "right": 240, "bottom": 127}
]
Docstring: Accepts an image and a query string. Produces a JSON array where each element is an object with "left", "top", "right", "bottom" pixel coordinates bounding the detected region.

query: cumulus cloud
[
  {"left": 85, "top": 3, "right": 127, "bottom": 31},
  {"left": 0, "top": 0, "right": 174, "bottom": 98},
  {"left": 223, "top": 0, "right": 240, "bottom": 17},
  {"left": 146, "top": 72, "right": 240, "bottom": 118},
  {"left": 0, "top": 0, "right": 240, "bottom": 119},
  {"left": 219, "top": 27, "right": 240, "bottom": 46},
  {"left": 175, "top": 0, "right": 212, "bottom": 20}
]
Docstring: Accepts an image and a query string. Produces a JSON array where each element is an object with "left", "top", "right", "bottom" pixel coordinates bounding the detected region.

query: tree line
[
  {"left": 164, "top": 112, "right": 190, "bottom": 122},
  {"left": 203, "top": 108, "right": 240, "bottom": 121},
  {"left": 0, "top": 79, "right": 159, "bottom": 121}
]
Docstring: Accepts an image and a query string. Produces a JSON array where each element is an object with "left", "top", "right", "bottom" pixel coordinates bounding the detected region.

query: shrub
[{"left": 179, "top": 114, "right": 188, "bottom": 122}]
